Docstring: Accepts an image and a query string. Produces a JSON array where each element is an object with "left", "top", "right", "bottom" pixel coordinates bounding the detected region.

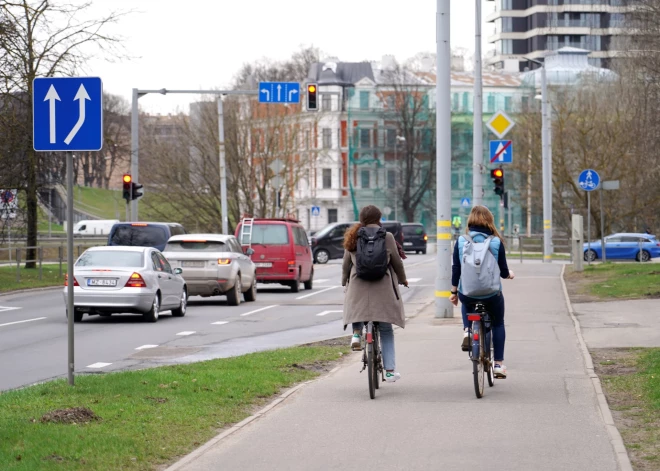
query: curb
[
  {"left": 559, "top": 265, "right": 633, "bottom": 471},
  {"left": 164, "top": 364, "right": 344, "bottom": 471},
  {"left": 0, "top": 286, "right": 62, "bottom": 298}
]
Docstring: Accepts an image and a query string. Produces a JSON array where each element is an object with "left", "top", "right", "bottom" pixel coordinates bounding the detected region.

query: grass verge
[
  {"left": 591, "top": 348, "right": 660, "bottom": 470},
  {"left": 564, "top": 263, "right": 660, "bottom": 302},
  {"left": 0, "top": 343, "right": 350, "bottom": 471},
  {"left": 0, "top": 265, "right": 66, "bottom": 293}
]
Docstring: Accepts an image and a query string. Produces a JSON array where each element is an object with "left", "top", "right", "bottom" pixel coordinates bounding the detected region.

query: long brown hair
[
  {"left": 466, "top": 205, "right": 505, "bottom": 245},
  {"left": 343, "top": 205, "right": 382, "bottom": 251}
]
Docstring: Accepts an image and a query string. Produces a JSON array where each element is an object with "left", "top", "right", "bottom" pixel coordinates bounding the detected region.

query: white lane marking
[
  {"left": 135, "top": 344, "right": 158, "bottom": 350},
  {"left": 176, "top": 331, "right": 196, "bottom": 336},
  {"left": 86, "top": 362, "right": 111, "bottom": 369},
  {"left": 0, "top": 306, "right": 21, "bottom": 313},
  {"left": 407, "top": 278, "right": 422, "bottom": 283},
  {"left": 314, "top": 279, "right": 330, "bottom": 283},
  {"left": 240, "top": 305, "right": 278, "bottom": 317},
  {"left": 0, "top": 317, "right": 47, "bottom": 328},
  {"left": 316, "top": 310, "right": 342, "bottom": 317},
  {"left": 212, "top": 321, "right": 229, "bottom": 325},
  {"left": 296, "top": 286, "right": 339, "bottom": 300}
]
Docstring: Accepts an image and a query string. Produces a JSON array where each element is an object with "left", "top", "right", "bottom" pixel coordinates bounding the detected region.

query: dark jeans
[{"left": 459, "top": 292, "right": 506, "bottom": 362}]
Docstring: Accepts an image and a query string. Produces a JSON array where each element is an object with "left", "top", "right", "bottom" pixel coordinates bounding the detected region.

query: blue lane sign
[
  {"left": 578, "top": 169, "right": 600, "bottom": 191},
  {"left": 311, "top": 206, "right": 320, "bottom": 217},
  {"left": 259, "top": 82, "right": 300, "bottom": 104},
  {"left": 460, "top": 198, "right": 471, "bottom": 208},
  {"left": 489, "top": 140, "right": 513, "bottom": 163},
  {"left": 33, "top": 77, "right": 103, "bottom": 152}
]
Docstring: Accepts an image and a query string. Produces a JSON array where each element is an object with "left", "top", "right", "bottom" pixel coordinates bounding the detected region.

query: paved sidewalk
[{"left": 169, "top": 264, "right": 621, "bottom": 471}]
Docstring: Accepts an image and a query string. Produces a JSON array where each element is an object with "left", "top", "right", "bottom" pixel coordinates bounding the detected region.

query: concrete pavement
[{"left": 167, "top": 263, "right": 625, "bottom": 471}]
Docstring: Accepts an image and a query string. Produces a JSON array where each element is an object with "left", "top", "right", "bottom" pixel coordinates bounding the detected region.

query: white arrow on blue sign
[
  {"left": 311, "top": 206, "right": 320, "bottom": 217},
  {"left": 33, "top": 77, "right": 103, "bottom": 152},
  {"left": 489, "top": 140, "right": 513, "bottom": 163},
  {"left": 460, "top": 198, "right": 471, "bottom": 208},
  {"left": 578, "top": 169, "right": 600, "bottom": 191},
  {"left": 259, "top": 82, "right": 300, "bottom": 104}
]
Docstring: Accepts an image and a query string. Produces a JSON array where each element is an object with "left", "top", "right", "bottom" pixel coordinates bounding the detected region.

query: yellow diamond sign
[{"left": 486, "top": 110, "right": 515, "bottom": 139}]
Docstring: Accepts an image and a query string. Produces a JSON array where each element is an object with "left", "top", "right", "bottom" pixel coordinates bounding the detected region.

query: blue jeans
[
  {"left": 352, "top": 322, "right": 395, "bottom": 371},
  {"left": 459, "top": 292, "right": 506, "bottom": 362}
]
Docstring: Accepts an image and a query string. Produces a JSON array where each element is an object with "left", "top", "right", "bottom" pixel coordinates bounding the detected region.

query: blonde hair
[{"left": 467, "top": 205, "right": 505, "bottom": 245}]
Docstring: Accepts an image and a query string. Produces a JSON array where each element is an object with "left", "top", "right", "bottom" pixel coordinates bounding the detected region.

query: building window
[
  {"left": 359, "top": 91, "right": 369, "bottom": 110},
  {"left": 387, "top": 170, "right": 396, "bottom": 189},
  {"left": 387, "top": 129, "right": 396, "bottom": 148},
  {"left": 462, "top": 92, "right": 469, "bottom": 112},
  {"left": 322, "top": 94, "right": 332, "bottom": 111},
  {"left": 501, "top": 0, "right": 512, "bottom": 8},
  {"left": 361, "top": 170, "right": 370, "bottom": 188},
  {"left": 328, "top": 209, "right": 338, "bottom": 224},
  {"left": 487, "top": 94, "right": 495, "bottom": 113},
  {"left": 322, "top": 128, "right": 332, "bottom": 149},
  {"left": 499, "top": 40, "right": 512, "bottom": 55},
  {"left": 504, "top": 96, "right": 512, "bottom": 112},
  {"left": 304, "top": 130, "right": 310, "bottom": 149},
  {"left": 452, "top": 93, "right": 459, "bottom": 111},
  {"left": 360, "top": 128, "right": 370, "bottom": 148},
  {"left": 322, "top": 168, "right": 332, "bottom": 189}
]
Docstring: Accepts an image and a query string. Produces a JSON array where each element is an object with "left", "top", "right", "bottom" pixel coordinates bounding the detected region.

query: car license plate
[
  {"left": 403, "top": 242, "right": 413, "bottom": 246},
  {"left": 182, "top": 261, "right": 205, "bottom": 268},
  {"left": 87, "top": 278, "right": 117, "bottom": 287},
  {"left": 255, "top": 262, "right": 272, "bottom": 268}
]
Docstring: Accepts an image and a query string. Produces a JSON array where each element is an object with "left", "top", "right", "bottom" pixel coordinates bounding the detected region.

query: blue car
[{"left": 583, "top": 233, "right": 660, "bottom": 262}]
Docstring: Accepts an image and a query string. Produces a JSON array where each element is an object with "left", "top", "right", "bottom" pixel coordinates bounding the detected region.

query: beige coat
[{"left": 341, "top": 226, "right": 408, "bottom": 329}]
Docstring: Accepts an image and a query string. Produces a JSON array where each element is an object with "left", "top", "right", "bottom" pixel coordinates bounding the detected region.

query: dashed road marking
[
  {"left": 296, "top": 286, "right": 339, "bottom": 300},
  {"left": 407, "top": 278, "right": 422, "bottom": 283},
  {"left": 176, "top": 331, "right": 196, "bottom": 336},
  {"left": 0, "top": 306, "right": 21, "bottom": 313},
  {"left": 316, "top": 310, "right": 342, "bottom": 317},
  {"left": 212, "top": 321, "right": 229, "bottom": 325},
  {"left": 0, "top": 317, "right": 47, "bottom": 328},
  {"left": 314, "top": 279, "right": 330, "bottom": 284},
  {"left": 86, "top": 362, "right": 111, "bottom": 369},
  {"left": 240, "top": 305, "right": 278, "bottom": 317},
  {"left": 135, "top": 344, "right": 158, "bottom": 350}
]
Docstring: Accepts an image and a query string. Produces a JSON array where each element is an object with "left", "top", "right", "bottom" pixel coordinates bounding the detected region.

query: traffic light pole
[
  {"left": 436, "top": 0, "right": 453, "bottom": 318},
  {"left": 540, "top": 64, "right": 553, "bottom": 262},
  {"left": 472, "top": 0, "right": 484, "bottom": 207}
]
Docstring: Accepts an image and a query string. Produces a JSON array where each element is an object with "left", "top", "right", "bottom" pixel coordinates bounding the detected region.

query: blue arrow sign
[
  {"left": 33, "top": 77, "right": 103, "bottom": 152},
  {"left": 460, "top": 198, "right": 471, "bottom": 208},
  {"left": 259, "top": 82, "right": 300, "bottom": 104},
  {"left": 311, "top": 206, "right": 320, "bottom": 217},
  {"left": 578, "top": 169, "right": 600, "bottom": 191},
  {"left": 489, "top": 140, "right": 513, "bottom": 163}
]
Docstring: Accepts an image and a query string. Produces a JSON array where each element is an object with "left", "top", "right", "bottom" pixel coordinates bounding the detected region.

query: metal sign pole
[
  {"left": 66, "top": 151, "right": 75, "bottom": 385},
  {"left": 472, "top": 0, "right": 483, "bottom": 206},
  {"left": 600, "top": 186, "right": 606, "bottom": 262},
  {"left": 587, "top": 191, "right": 591, "bottom": 267},
  {"left": 218, "top": 97, "right": 229, "bottom": 234}
]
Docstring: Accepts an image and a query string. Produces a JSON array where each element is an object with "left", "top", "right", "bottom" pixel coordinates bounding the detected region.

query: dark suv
[
  {"left": 382, "top": 221, "right": 404, "bottom": 246},
  {"left": 402, "top": 223, "right": 427, "bottom": 254}
]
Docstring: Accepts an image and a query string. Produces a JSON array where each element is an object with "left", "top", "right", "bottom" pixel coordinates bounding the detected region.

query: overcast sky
[{"left": 77, "top": 0, "right": 495, "bottom": 113}]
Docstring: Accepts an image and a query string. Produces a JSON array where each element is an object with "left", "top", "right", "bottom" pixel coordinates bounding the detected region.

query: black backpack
[{"left": 355, "top": 226, "right": 389, "bottom": 281}]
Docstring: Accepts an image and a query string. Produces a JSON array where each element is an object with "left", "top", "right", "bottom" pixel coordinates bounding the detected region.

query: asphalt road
[{"left": 0, "top": 255, "right": 436, "bottom": 391}]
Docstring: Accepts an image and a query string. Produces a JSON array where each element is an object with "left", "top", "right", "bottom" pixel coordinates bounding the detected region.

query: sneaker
[
  {"left": 461, "top": 331, "right": 470, "bottom": 351},
  {"left": 385, "top": 371, "right": 401, "bottom": 383},
  {"left": 494, "top": 364, "right": 507, "bottom": 379},
  {"left": 351, "top": 334, "right": 362, "bottom": 351}
]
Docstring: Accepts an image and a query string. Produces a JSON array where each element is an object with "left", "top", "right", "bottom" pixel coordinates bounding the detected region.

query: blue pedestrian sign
[
  {"left": 33, "top": 77, "right": 103, "bottom": 152},
  {"left": 489, "top": 140, "right": 513, "bottom": 164},
  {"left": 460, "top": 198, "right": 471, "bottom": 208},
  {"left": 259, "top": 82, "right": 300, "bottom": 104},
  {"left": 311, "top": 206, "right": 320, "bottom": 217},
  {"left": 578, "top": 169, "right": 600, "bottom": 191}
]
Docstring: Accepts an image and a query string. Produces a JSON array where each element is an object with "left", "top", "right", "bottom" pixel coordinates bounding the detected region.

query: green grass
[
  {"left": 0, "top": 265, "right": 66, "bottom": 292},
  {"left": 73, "top": 187, "right": 123, "bottom": 220},
  {"left": 581, "top": 263, "right": 660, "bottom": 299},
  {"left": 515, "top": 253, "right": 571, "bottom": 260},
  {"left": 0, "top": 345, "right": 348, "bottom": 470}
]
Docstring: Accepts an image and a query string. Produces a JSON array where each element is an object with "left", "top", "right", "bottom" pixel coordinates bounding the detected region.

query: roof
[
  {"left": 610, "top": 233, "right": 656, "bottom": 238},
  {"left": 167, "top": 233, "right": 235, "bottom": 242},
  {"left": 307, "top": 61, "right": 374, "bottom": 86},
  {"left": 415, "top": 70, "right": 521, "bottom": 88}
]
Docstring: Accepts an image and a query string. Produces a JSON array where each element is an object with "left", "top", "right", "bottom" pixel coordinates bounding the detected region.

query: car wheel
[
  {"left": 243, "top": 278, "right": 257, "bottom": 302},
  {"left": 422, "top": 248, "right": 427, "bottom": 255},
  {"left": 290, "top": 271, "right": 301, "bottom": 293},
  {"left": 584, "top": 249, "right": 597, "bottom": 262},
  {"left": 637, "top": 250, "right": 651, "bottom": 262},
  {"left": 172, "top": 289, "right": 187, "bottom": 317},
  {"left": 226, "top": 276, "right": 241, "bottom": 306},
  {"left": 66, "top": 308, "right": 84, "bottom": 323},
  {"left": 314, "top": 249, "right": 330, "bottom": 264},
  {"left": 143, "top": 294, "right": 160, "bottom": 323},
  {"left": 304, "top": 268, "right": 314, "bottom": 290}
]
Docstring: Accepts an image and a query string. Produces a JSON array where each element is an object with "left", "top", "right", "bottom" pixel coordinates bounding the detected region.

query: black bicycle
[
  {"left": 467, "top": 303, "right": 494, "bottom": 398},
  {"left": 359, "top": 321, "right": 384, "bottom": 399}
]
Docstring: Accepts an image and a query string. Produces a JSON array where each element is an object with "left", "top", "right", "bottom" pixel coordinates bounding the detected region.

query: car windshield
[
  {"left": 403, "top": 225, "right": 424, "bottom": 236},
  {"left": 76, "top": 250, "right": 143, "bottom": 267},
  {"left": 165, "top": 240, "right": 227, "bottom": 252},
  {"left": 110, "top": 225, "right": 168, "bottom": 247},
  {"left": 313, "top": 224, "right": 336, "bottom": 238},
  {"left": 251, "top": 224, "right": 289, "bottom": 245}
]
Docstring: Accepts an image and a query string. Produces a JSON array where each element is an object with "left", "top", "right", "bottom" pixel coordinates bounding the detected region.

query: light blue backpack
[{"left": 460, "top": 233, "right": 501, "bottom": 297}]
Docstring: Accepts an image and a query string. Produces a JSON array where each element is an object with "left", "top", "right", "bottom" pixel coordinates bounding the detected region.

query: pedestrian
[
  {"left": 449, "top": 205, "right": 514, "bottom": 379},
  {"left": 342, "top": 205, "right": 408, "bottom": 383}
]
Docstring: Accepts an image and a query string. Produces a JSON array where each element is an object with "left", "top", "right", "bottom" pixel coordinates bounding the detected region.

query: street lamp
[
  {"left": 524, "top": 57, "right": 553, "bottom": 262},
  {"left": 393, "top": 135, "right": 406, "bottom": 221}
]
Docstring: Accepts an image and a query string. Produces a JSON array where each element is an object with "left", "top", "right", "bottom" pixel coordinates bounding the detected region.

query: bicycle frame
[{"left": 467, "top": 303, "right": 494, "bottom": 398}]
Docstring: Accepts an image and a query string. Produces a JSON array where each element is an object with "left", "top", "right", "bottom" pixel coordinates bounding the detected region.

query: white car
[
  {"left": 162, "top": 234, "right": 257, "bottom": 306},
  {"left": 63, "top": 246, "right": 187, "bottom": 323}
]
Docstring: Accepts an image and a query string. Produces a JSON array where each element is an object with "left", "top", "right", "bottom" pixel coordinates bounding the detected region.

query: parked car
[
  {"left": 235, "top": 218, "right": 313, "bottom": 292},
  {"left": 402, "top": 223, "right": 428, "bottom": 254},
  {"left": 73, "top": 219, "right": 119, "bottom": 236},
  {"left": 107, "top": 222, "right": 187, "bottom": 252},
  {"left": 162, "top": 234, "right": 257, "bottom": 306},
  {"left": 310, "top": 222, "right": 356, "bottom": 264},
  {"left": 63, "top": 246, "right": 187, "bottom": 323},
  {"left": 583, "top": 233, "right": 660, "bottom": 262},
  {"left": 382, "top": 220, "right": 404, "bottom": 246}
]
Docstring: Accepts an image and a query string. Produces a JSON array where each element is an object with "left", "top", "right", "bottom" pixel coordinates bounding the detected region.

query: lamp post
[{"left": 393, "top": 135, "right": 405, "bottom": 221}]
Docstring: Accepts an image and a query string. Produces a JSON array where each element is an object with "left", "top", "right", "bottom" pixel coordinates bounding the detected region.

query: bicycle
[
  {"left": 467, "top": 303, "right": 495, "bottom": 398},
  {"left": 359, "top": 321, "right": 384, "bottom": 399}
]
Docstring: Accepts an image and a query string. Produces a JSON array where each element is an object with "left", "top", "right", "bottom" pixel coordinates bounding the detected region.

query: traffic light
[
  {"left": 122, "top": 174, "right": 132, "bottom": 202},
  {"left": 491, "top": 168, "right": 504, "bottom": 197},
  {"left": 306, "top": 83, "right": 318, "bottom": 111},
  {"left": 131, "top": 181, "right": 144, "bottom": 201}
]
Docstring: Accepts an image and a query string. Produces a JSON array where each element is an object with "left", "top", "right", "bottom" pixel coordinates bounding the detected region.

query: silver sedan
[
  {"left": 63, "top": 246, "right": 187, "bottom": 323},
  {"left": 162, "top": 234, "right": 257, "bottom": 306}
]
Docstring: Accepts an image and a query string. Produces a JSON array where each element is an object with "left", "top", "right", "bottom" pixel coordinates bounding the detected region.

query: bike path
[{"left": 168, "top": 263, "right": 620, "bottom": 471}]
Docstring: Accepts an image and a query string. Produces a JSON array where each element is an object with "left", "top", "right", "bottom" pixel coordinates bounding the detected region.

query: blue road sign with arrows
[
  {"left": 259, "top": 82, "right": 300, "bottom": 104},
  {"left": 33, "top": 77, "right": 103, "bottom": 152},
  {"left": 489, "top": 140, "right": 513, "bottom": 163},
  {"left": 578, "top": 169, "right": 600, "bottom": 191}
]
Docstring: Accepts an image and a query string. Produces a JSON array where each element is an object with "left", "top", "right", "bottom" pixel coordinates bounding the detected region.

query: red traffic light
[{"left": 123, "top": 174, "right": 132, "bottom": 184}]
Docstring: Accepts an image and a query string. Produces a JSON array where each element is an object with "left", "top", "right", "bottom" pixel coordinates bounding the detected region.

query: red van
[{"left": 235, "top": 218, "right": 313, "bottom": 292}]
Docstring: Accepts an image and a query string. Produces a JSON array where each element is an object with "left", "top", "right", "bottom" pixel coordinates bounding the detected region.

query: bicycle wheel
[
  {"left": 486, "top": 330, "right": 494, "bottom": 387},
  {"left": 473, "top": 321, "right": 485, "bottom": 399},
  {"left": 373, "top": 328, "right": 381, "bottom": 390},
  {"left": 367, "top": 342, "right": 376, "bottom": 399}
]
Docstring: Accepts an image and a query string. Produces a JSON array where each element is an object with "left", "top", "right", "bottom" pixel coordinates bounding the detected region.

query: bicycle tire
[
  {"left": 374, "top": 329, "right": 381, "bottom": 390},
  {"left": 473, "top": 321, "right": 485, "bottom": 399},
  {"left": 367, "top": 342, "right": 376, "bottom": 399},
  {"left": 486, "top": 330, "right": 494, "bottom": 387}
]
